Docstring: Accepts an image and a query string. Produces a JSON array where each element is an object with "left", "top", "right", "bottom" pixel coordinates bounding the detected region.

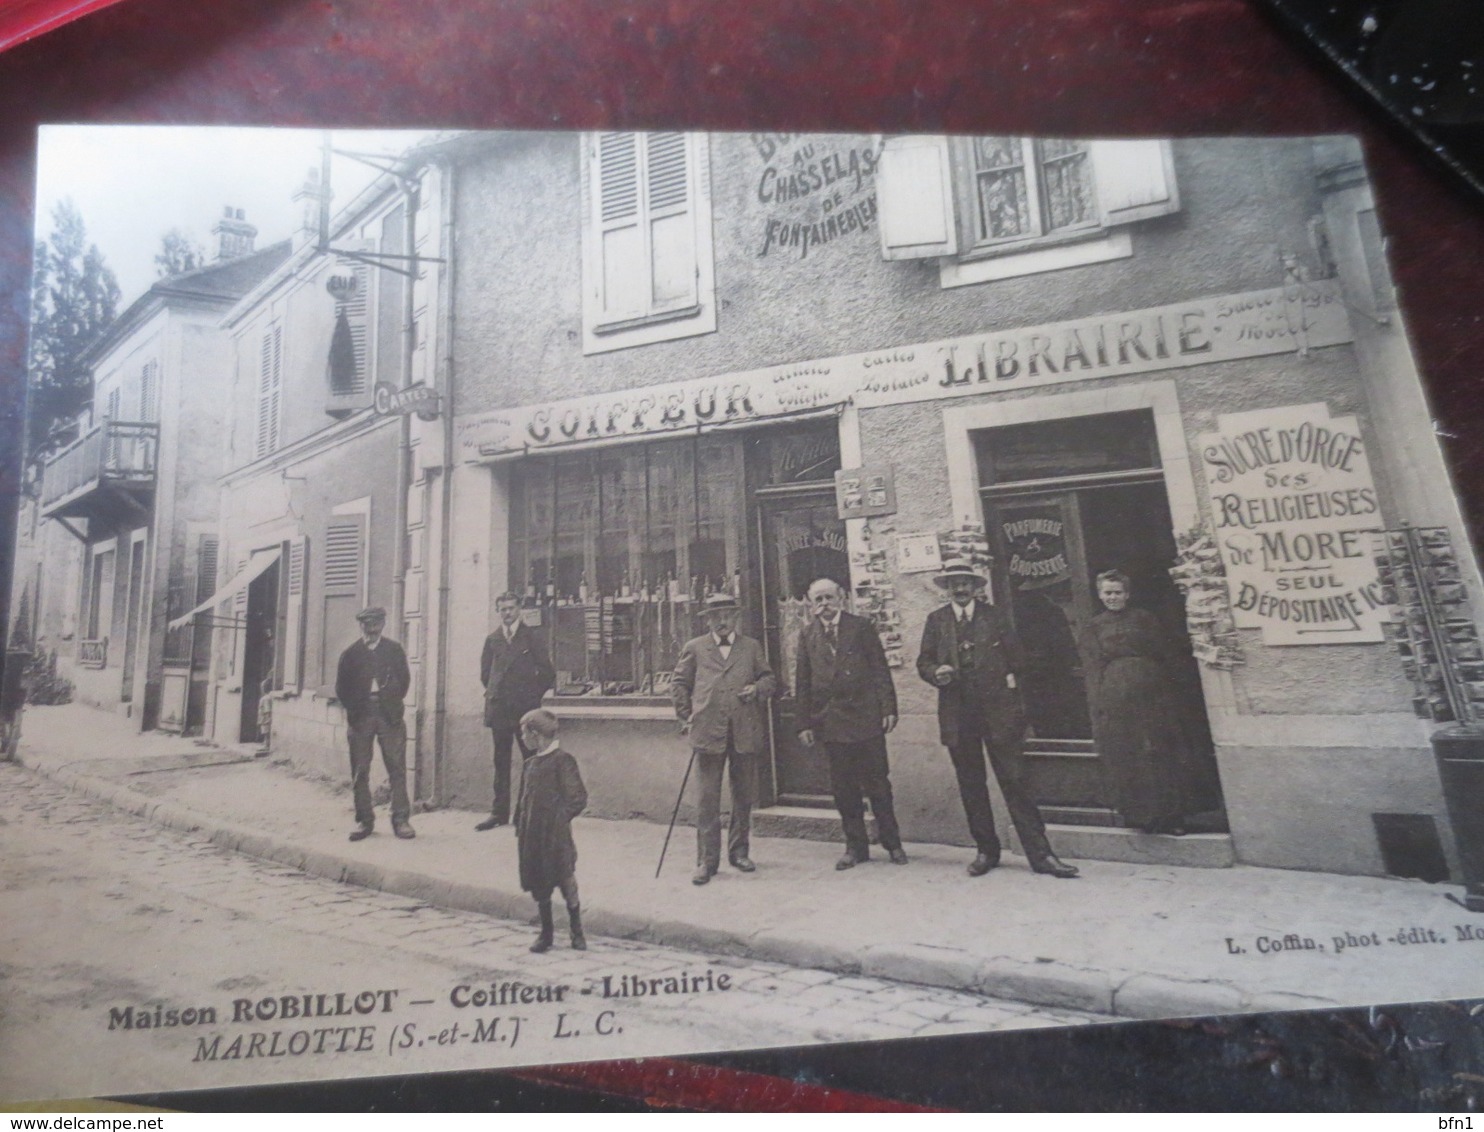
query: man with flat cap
[
  {"left": 336, "top": 606, "right": 414, "bottom": 842},
  {"left": 917, "top": 559, "right": 1078, "bottom": 879},
  {"left": 672, "top": 592, "right": 775, "bottom": 885}
]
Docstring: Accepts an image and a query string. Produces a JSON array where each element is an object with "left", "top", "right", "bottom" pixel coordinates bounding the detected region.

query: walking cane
[{"left": 656, "top": 747, "right": 697, "bottom": 879}]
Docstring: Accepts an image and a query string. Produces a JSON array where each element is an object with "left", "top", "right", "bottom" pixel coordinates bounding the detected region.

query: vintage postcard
[{"left": 4, "top": 125, "right": 1484, "bottom": 1102}]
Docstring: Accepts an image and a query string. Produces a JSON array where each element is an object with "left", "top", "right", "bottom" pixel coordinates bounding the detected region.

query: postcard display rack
[{"left": 1374, "top": 525, "right": 1484, "bottom": 909}]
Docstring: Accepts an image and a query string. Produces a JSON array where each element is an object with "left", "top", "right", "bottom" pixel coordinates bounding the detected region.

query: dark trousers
[
  {"left": 824, "top": 735, "right": 902, "bottom": 857},
  {"left": 694, "top": 738, "right": 757, "bottom": 871},
  {"left": 348, "top": 709, "right": 410, "bottom": 826},
  {"left": 947, "top": 706, "right": 1053, "bottom": 863},
  {"left": 489, "top": 718, "right": 533, "bottom": 823}
]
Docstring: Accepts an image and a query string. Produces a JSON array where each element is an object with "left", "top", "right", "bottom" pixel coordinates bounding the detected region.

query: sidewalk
[{"left": 13, "top": 702, "right": 1484, "bottom": 1021}]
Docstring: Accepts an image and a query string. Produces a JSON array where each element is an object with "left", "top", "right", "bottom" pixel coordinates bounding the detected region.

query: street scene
[
  {"left": 6, "top": 126, "right": 1484, "bottom": 1098},
  {"left": 0, "top": 722, "right": 1101, "bottom": 1102}
]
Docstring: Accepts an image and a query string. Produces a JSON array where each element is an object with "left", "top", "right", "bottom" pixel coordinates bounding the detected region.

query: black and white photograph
[{"left": 5, "top": 122, "right": 1484, "bottom": 1103}]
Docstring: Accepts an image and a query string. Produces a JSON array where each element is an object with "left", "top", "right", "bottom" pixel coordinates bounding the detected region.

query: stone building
[
  {"left": 224, "top": 130, "right": 1472, "bottom": 878},
  {"left": 28, "top": 212, "right": 287, "bottom": 732}
]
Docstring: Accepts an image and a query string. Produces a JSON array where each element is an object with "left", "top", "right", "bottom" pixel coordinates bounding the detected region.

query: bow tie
[{"left": 717, "top": 634, "right": 731, "bottom": 647}]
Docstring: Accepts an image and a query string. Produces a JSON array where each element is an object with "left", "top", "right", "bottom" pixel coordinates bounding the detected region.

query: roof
[{"left": 81, "top": 239, "right": 293, "bottom": 368}]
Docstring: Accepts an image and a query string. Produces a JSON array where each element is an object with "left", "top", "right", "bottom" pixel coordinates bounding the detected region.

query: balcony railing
[{"left": 40, "top": 420, "right": 159, "bottom": 516}]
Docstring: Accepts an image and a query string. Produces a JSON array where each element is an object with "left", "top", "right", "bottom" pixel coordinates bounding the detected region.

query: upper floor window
[
  {"left": 325, "top": 250, "right": 375, "bottom": 418},
  {"left": 582, "top": 131, "right": 716, "bottom": 354},
  {"left": 876, "top": 136, "right": 1179, "bottom": 288},
  {"left": 967, "top": 137, "right": 1095, "bottom": 249},
  {"left": 255, "top": 322, "right": 283, "bottom": 459}
]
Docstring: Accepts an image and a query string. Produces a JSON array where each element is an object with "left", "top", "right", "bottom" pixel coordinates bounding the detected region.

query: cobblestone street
[{"left": 0, "top": 762, "right": 1104, "bottom": 1102}]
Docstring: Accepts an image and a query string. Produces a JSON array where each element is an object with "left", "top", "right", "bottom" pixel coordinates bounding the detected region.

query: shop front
[
  {"left": 444, "top": 267, "right": 1464, "bottom": 877},
  {"left": 492, "top": 418, "right": 849, "bottom": 813}
]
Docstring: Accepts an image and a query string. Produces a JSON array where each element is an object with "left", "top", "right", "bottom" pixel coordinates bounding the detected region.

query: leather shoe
[
  {"left": 392, "top": 822, "right": 416, "bottom": 840},
  {"left": 348, "top": 824, "right": 373, "bottom": 842},
  {"left": 1031, "top": 854, "right": 1079, "bottom": 879},
  {"left": 728, "top": 856, "right": 756, "bottom": 873},
  {"left": 474, "top": 816, "right": 505, "bottom": 832},
  {"left": 835, "top": 851, "right": 863, "bottom": 871},
  {"left": 967, "top": 850, "right": 1000, "bottom": 877},
  {"left": 692, "top": 866, "right": 715, "bottom": 886},
  {"left": 889, "top": 847, "right": 910, "bottom": 865}
]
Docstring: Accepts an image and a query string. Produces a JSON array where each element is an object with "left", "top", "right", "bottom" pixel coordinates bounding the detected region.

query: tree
[
  {"left": 155, "top": 228, "right": 205, "bottom": 278},
  {"left": 26, "top": 199, "right": 120, "bottom": 462}
]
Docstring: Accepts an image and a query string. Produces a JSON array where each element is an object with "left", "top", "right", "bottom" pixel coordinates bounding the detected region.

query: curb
[{"left": 12, "top": 749, "right": 1313, "bottom": 1022}]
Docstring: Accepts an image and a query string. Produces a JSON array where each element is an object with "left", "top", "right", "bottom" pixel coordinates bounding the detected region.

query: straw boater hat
[
  {"left": 933, "top": 558, "right": 989, "bottom": 589},
  {"left": 702, "top": 592, "right": 740, "bottom": 613}
]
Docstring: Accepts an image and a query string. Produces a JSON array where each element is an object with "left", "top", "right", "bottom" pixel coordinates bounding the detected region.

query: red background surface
[{"left": 2, "top": 0, "right": 1482, "bottom": 1110}]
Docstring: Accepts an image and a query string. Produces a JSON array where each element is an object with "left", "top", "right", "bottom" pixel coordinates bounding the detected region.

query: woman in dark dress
[
  {"left": 1079, "top": 569, "right": 1197, "bottom": 835},
  {"left": 516, "top": 708, "right": 589, "bottom": 952}
]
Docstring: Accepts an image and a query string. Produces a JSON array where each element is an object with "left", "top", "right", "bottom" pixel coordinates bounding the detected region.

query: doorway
[
  {"left": 757, "top": 489, "right": 850, "bottom": 805},
  {"left": 120, "top": 534, "right": 146, "bottom": 703},
  {"left": 239, "top": 556, "right": 281, "bottom": 744},
  {"left": 976, "top": 409, "right": 1223, "bottom": 826}
]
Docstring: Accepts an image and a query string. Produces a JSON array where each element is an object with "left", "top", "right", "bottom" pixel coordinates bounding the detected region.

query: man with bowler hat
[
  {"left": 475, "top": 592, "right": 556, "bottom": 831},
  {"left": 672, "top": 593, "right": 775, "bottom": 885},
  {"left": 796, "top": 577, "right": 909, "bottom": 870},
  {"left": 916, "top": 559, "right": 1078, "bottom": 879},
  {"left": 335, "top": 606, "right": 414, "bottom": 842}
]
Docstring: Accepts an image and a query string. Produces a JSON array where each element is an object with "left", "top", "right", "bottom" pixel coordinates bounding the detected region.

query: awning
[{"left": 167, "top": 546, "right": 280, "bottom": 630}]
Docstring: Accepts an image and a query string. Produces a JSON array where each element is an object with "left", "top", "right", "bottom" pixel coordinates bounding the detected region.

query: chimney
[
  {"left": 293, "top": 166, "right": 332, "bottom": 251},
  {"left": 211, "top": 206, "right": 257, "bottom": 262}
]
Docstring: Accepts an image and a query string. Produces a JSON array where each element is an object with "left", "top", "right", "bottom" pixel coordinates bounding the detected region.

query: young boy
[{"left": 515, "top": 709, "right": 588, "bottom": 952}]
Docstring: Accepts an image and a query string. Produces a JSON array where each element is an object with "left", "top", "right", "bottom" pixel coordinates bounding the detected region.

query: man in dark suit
[
  {"left": 916, "top": 559, "right": 1078, "bottom": 879},
  {"left": 335, "top": 606, "right": 414, "bottom": 842},
  {"left": 672, "top": 592, "right": 775, "bottom": 886},
  {"left": 476, "top": 591, "right": 556, "bottom": 831},
  {"left": 797, "top": 578, "right": 908, "bottom": 870}
]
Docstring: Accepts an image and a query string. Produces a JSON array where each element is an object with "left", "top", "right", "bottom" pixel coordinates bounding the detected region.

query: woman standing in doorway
[{"left": 1079, "top": 569, "right": 1199, "bottom": 835}]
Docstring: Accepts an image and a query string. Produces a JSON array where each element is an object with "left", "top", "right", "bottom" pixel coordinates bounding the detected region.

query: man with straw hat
[
  {"left": 672, "top": 592, "right": 775, "bottom": 886},
  {"left": 917, "top": 559, "right": 1078, "bottom": 879}
]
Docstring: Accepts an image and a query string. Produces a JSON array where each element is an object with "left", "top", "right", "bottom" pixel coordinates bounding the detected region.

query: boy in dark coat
[{"left": 515, "top": 709, "right": 589, "bottom": 952}]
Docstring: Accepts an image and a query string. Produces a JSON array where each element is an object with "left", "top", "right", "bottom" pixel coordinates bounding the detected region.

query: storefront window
[{"left": 511, "top": 434, "right": 747, "bottom": 698}]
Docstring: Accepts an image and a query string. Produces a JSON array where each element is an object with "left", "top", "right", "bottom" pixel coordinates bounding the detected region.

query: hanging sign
[
  {"left": 1198, "top": 402, "right": 1386, "bottom": 644},
  {"left": 374, "top": 381, "right": 441, "bottom": 421}
]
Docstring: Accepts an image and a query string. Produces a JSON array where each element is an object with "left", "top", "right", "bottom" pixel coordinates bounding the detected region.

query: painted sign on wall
[
  {"left": 752, "top": 133, "right": 880, "bottom": 260},
  {"left": 456, "top": 281, "right": 1354, "bottom": 459},
  {"left": 1198, "top": 402, "right": 1386, "bottom": 644}
]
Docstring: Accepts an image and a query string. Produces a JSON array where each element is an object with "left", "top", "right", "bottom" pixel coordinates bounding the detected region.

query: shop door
[
  {"left": 758, "top": 491, "right": 850, "bottom": 805},
  {"left": 984, "top": 481, "right": 1221, "bottom": 824}
]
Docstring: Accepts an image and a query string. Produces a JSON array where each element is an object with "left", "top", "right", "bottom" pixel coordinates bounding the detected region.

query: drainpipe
[
  {"left": 430, "top": 157, "right": 458, "bottom": 808},
  {"left": 394, "top": 176, "right": 418, "bottom": 790}
]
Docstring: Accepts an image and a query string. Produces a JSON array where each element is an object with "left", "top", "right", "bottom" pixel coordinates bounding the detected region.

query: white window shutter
[
  {"left": 595, "top": 132, "right": 646, "bottom": 321},
  {"left": 1091, "top": 139, "right": 1179, "bottom": 227},
  {"left": 877, "top": 135, "right": 959, "bottom": 261},
  {"left": 281, "top": 535, "right": 308, "bottom": 693},
  {"left": 140, "top": 360, "right": 159, "bottom": 421},
  {"left": 645, "top": 132, "right": 696, "bottom": 310},
  {"left": 256, "top": 324, "right": 282, "bottom": 458}
]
